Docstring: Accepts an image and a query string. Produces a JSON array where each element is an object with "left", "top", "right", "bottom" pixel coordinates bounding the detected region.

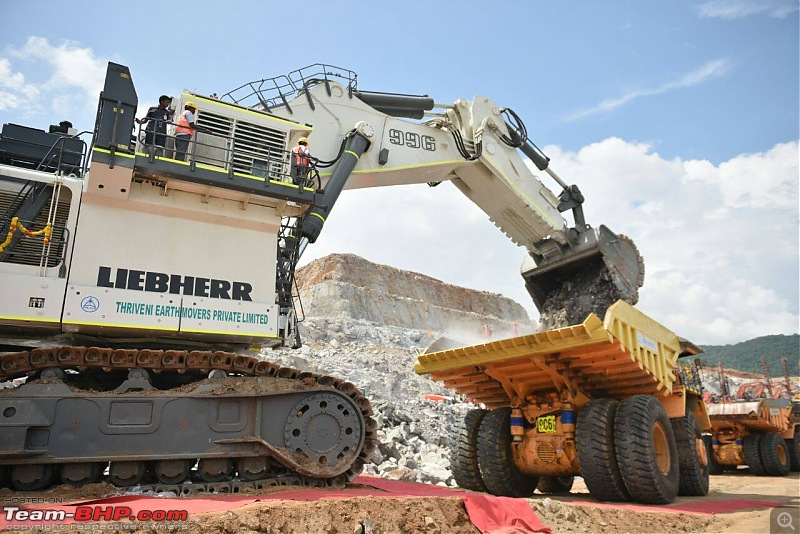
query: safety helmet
[
  {"left": 185, "top": 101, "right": 197, "bottom": 110},
  {"left": 298, "top": 136, "right": 308, "bottom": 145}
]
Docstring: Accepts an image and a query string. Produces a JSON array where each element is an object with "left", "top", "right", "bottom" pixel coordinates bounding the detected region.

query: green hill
[{"left": 696, "top": 334, "right": 799, "bottom": 376}]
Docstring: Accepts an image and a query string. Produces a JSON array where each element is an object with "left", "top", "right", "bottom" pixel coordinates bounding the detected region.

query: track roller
[
  {"left": 198, "top": 458, "right": 234, "bottom": 482},
  {"left": 109, "top": 461, "right": 147, "bottom": 487},
  {"left": 11, "top": 464, "right": 56, "bottom": 491},
  {"left": 155, "top": 459, "right": 194, "bottom": 484},
  {"left": 60, "top": 463, "right": 105, "bottom": 487},
  {"left": 237, "top": 457, "right": 270, "bottom": 481}
]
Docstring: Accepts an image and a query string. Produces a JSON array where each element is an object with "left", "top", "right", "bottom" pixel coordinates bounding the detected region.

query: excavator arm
[{"left": 227, "top": 70, "right": 645, "bottom": 323}]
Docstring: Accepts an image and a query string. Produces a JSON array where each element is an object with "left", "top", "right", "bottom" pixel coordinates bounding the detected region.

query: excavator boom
[{"left": 248, "top": 70, "right": 645, "bottom": 321}]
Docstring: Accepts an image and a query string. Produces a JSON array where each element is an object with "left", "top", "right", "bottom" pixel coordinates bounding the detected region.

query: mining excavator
[{"left": 0, "top": 63, "right": 643, "bottom": 491}]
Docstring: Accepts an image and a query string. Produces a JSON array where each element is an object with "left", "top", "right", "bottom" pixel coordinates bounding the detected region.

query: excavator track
[{"left": 0, "top": 346, "right": 378, "bottom": 492}]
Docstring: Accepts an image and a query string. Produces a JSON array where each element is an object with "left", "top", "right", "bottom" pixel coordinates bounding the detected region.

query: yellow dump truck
[
  {"left": 706, "top": 398, "right": 800, "bottom": 476},
  {"left": 415, "top": 300, "right": 709, "bottom": 505}
]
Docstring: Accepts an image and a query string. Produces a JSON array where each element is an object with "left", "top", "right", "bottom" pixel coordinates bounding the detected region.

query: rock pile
[
  {"left": 265, "top": 321, "right": 471, "bottom": 487},
  {"left": 264, "top": 254, "right": 537, "bottom": 486}
]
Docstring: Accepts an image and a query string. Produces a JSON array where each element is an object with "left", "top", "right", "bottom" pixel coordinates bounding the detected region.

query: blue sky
[{"left": 1, "top": 0, "right": 798, "bottom": 344}]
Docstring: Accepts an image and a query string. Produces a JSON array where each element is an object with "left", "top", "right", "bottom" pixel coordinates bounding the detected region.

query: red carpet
[
  {"left": 0, "top": 476, "right": 552, "bottom": 533},
  {"left": 0, "top": 477, "right": 785, "bottom": 531}
]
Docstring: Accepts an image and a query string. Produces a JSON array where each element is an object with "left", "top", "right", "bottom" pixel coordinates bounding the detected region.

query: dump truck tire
[
  {"left": 537, "top": 476, "right": 574, "bottom": 495},
  {"left": 614, "top": 395, "right": 680, "bottom": 504},
  {"left": 743, "top": 434, "right": 767, "bottom": 475},
  {"left": 670, "top": 413, "right": 709, "bottom": 496},
  {"left": 451, "top": 409, "right": 488, "bottom": 491},
  {"left": 477, "top": 408, "right": 538, "bottom": 497},
  {"left": 576, "top": 398, "right": 630, "bottom": 502},
  {"left": 760, "top": 433, "right": 791, "bottom": 476},
  {"left": 703, "top": 435, "right": 724, "bottom": 475},
  {"left": 786, "top": 430, "right": 800, "bottom": 472}
]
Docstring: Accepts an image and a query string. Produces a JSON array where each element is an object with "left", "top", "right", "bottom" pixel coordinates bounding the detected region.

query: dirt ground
[
  {"left": 181, "top": 471, "right": 799, "bottom": 533},
  {"left": 3, "top": 471, "right": 797, "bottom": 533}
]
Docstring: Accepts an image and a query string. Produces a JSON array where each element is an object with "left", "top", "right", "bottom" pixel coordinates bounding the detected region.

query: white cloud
[
  {"left": 564, "top": 59, "right": 731, "bottom": 121},
  {"left": 695, "top": 0, "right": 799, "bottom": 19},
  {"left": 0, "top": 57, "right": 41, "bottom": 112},
  {"left": 301, "top": 138, "right": 799, "bottom": 345},
  {"left": 1, "top": 37, "right": 107, "bottom": 117}
]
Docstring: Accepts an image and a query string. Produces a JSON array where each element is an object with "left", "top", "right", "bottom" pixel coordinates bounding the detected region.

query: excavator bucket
[{"left": 522, "top": 225, "right": 644, "bottom": 326}]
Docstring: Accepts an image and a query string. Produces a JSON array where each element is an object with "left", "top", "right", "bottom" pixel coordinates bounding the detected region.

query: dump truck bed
[
  {"left": 415, "top": 300, "right": 682, "bottom": 408},
  {"left": 707, "top": 398, "right": 792, "bottom": 433}
]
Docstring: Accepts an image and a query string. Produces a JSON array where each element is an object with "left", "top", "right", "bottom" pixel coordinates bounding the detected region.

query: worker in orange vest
[
  {"left": 174, "top": 101, "right": 198, "bottom": 161},
  {"left": 290, "top": 137, "right": 311, "bottom": 185}
]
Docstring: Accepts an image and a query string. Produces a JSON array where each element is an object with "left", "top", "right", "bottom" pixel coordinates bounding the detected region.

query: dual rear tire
[
  {"left": 450, "top": 407, "right": 538, "bottom": 497},
  {"left": 744, "top": 432, "right": 791, "bottom": 476},
  {"left": 577, "top": 395, "right": 692, "bottom": 504}
]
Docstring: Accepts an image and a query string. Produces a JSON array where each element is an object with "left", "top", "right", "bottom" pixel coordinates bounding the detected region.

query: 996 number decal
[{"left": 388, "top": 129, "right": 436, "bottom": 151}]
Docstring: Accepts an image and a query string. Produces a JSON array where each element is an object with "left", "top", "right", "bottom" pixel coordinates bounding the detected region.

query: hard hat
[
  {"left": 185, "top": 101, "right": 197, "bottom": 110},
  {"left": 298, "top": 136, "right": 308, "bottom": 145}
]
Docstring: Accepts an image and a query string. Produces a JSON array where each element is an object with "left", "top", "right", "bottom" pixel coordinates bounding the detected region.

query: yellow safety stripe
[
  {"left": 91, "top": 148, "right": 316, "bottom": 193},
  {"left": 62, "top": 320, "right": 178, "bottom": 331},
  {"left": 309, "top": 212, "right": 326, "bottom": 223},
  {"left": 182, "top": 93, "right": 312, "bottom": 130},
  {"left": 91, "top": 147, "right": 136, "bottom": 159},
  {"left": 180, "top": 328, "right": 279, "bottom": 338},
  {"left": 62, "top": 319, "right": 278, "bottom": 338},
  {"left": 0, "top": 315, "right": 60, "bottom": 324},
  {"left": 319, "top": 159, "right": 464, "bottom": 177},
  {"left": 344, "top": 150, "right": 360, "bottom": 160},
  {"left": 482, "top": 154, "right": 560, "bottom": 228}
]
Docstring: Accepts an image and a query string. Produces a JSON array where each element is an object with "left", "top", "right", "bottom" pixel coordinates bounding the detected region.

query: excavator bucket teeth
[{"left": 523, "top": 226, "right": 644, "bottom": 325}]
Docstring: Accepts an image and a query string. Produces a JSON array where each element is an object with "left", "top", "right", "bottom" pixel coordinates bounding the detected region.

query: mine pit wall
[{"left": 296, "top": 254, "right": 531, "bottom": 338}]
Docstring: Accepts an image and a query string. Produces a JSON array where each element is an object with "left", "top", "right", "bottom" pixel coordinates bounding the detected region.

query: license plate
[{"left": 536, "top": 415, "right": 557, "bottom": 433}]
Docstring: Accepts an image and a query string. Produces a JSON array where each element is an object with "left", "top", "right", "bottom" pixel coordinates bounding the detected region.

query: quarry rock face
[{"left": 296, "top": 253, "right": 531, "bottom": 337}]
